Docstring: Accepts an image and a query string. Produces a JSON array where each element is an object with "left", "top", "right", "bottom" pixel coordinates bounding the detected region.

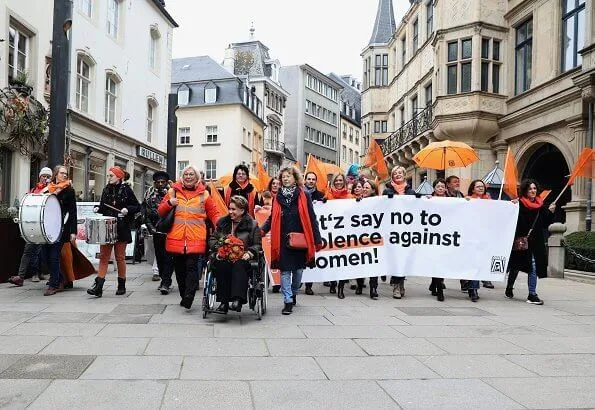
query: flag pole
[
  {"left": 552, "top": 183, "right": 570, "bottom": 204},
  {"left": 498, "top": 147, "right": 510, "bottom": 200}
]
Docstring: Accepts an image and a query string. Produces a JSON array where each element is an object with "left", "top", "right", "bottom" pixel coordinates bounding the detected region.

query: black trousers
[
  {"left": 153, "top": 234, "right": 174, "bottom": 287},
  {"left": 390, "top": 276, "right": 405, "bottom": 285},
  {"left": 214, "top": 259, "right": 250, "bottom": 304},
  {"left": 430, "top": 277, "right": 444, "bottom": 289},
  {"left": 172, "top": 253, "right": 202, "bottom": 300}
]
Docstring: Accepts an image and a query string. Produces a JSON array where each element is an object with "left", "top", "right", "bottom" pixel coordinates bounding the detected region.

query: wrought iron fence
[
  {"left": 264, "top": 139, "right": 285, "bottom": 153},
  {"left": 381, "top": 106, "right": 433, "bottom": 156}
]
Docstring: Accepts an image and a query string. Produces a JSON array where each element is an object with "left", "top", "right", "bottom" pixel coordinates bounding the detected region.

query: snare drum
[
  {"left": 16, "top": 193, "right": 63, "bottom": 244},
  {"left": 85, "top": 216, "right": 118, "bottom": 244}
]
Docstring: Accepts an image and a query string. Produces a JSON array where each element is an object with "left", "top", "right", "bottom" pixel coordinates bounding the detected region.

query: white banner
[{"left": 301, "top": 196, "right": 519, "bottom": 282}]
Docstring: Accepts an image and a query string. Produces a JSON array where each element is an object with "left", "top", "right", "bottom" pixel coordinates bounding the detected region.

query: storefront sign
[{"left": 137, "top": 146, "right": 165, "bottom": 165}]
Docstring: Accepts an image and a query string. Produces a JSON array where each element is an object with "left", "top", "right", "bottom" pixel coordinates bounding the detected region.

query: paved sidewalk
[{"left": 1, "top": 264, "right": 595, "bottom": 409}]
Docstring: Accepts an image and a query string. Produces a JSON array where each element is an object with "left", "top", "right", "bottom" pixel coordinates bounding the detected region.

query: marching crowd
[{"left": 7, "top": 161, "right": 556, "bottom": 316}]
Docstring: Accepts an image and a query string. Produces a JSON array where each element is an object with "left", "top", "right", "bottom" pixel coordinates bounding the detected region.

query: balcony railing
[
  {"left": 381, "top": 106, "right": 433, "bottom": 156},
  {"left": 264, "top": 139, "right": 285, "bottom": 155}
]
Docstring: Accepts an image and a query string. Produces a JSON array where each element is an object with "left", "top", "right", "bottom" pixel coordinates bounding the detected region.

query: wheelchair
[{"left": 202, "top": 251, "right": 268, "bottom": 320}]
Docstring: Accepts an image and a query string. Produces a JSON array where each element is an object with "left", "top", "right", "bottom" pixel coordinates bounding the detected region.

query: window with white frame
[
  {"left": 425, "top": 83, "right": 432, "bottom": 107},
  {"left": 374, "top": 54, "right": 388, "bottom": 86},
  {"left": 146, "top": 101, "right": 155, "bottom": 142},
  {"left": 205, "top": 83, "right": 217, "bottom": 103},
  {"left": 401, "top": 36, "right": 407, "bottom": 67},
  {"left": 447, "top": 39, "right": 472, "bottom": 94},
  {"left": 104, "top": 74, "right": 118, "bottom": 125},
  {"left": 481, "top": 38, "right": 501, "bottom": 93},
  {"left": 8, "top": 25, "right": 28, "bottom": 84},
  {"left": 413, "top": 19, "right": 419, "bottom": 53},
  {"left": 342, "top": 145, "right": 347, "bottom": 161},
  {"left": 515, "top": 18, "right": 533, "bottom": 95},
  {"left": 205, "top": 160, "right": 217, "bottom": 180},
  {"left": 107, "top": 0, "right": 120, "bottom": 39},
  {"left": 426, "top": 1, "right": 433, "bottom": 36},
  {"left": 76, "top": 55, "right": 91, "bottom": 112},
  {"left": 205, "top": 125, "right": 218, "bottom": 143},
  {"left": 178, "top": 127, "right": 190, "bottom": 145},
  {"left": 149, "top": 28, "right": 160, "bottom": 71},
  {"left": 77, "top": 0, "right": 92, "bottom": 17},
  {"left": 177, "top": 161, "right": 189, "bottom": 178},
  {"left": 177, "top": 85, "right": 189, "bottom": 105},
  {"left": 562, "top": 0, "right": 585, "bottom": 71}
]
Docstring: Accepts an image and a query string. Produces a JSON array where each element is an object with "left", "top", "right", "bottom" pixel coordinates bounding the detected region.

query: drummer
[
  {"left": 41, "top": 165, "right": 78, "bottom": 296},
  {"left": 87, "top": 166, "right": 140, "bottom": 298},
  {"left": 8, "top": 167, "right": 53, "bottom": 287}
]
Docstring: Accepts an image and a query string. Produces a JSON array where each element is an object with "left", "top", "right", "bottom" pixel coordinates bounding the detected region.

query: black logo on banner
[{"left": 491, "top": 256, "right": 506, "bottom": 273}]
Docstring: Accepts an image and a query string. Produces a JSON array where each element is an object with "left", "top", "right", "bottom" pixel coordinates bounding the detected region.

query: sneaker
[
  {"left": 505, "top": 288, "right": 514, "bottom": 299},
  {"left": 158, "top": 285, "right": 171, "bottom": 295},
  {"left": 31, "top": 276, "right": 40, "bottom": 283},
  {"left": 282, "top": 303, "right": 293, "bottom": 315},
  {"left": 152, "top": 273, "right": 161, "bottom": 281},
  {"left": 8, "top": 276, "right": 24, "bottom": 287},
  {"left": 482, "top": 281, "right": 495, "bottom": 289},
  {"left": 526, "top": 294, "right": 544, "bottom": 305}
]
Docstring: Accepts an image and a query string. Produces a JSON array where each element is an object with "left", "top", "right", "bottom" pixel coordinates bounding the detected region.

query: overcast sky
[{"left": 166, "top": 0, "right": 409, "bottom": 80}]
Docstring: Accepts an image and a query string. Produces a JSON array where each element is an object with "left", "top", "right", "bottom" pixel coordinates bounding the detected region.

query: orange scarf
[
  {"left": 47, "top": 180, "right": 71, "bottom": 194},
  {"left": 391, "top": 180, "right": 406, "bottom": 195},
  {"left": 326, "top": 187, "right": 351, "bottom": 200},
  {"left": 270, "top": 189, "right": 316, "bottom": 267},
  {"left": 520, "top": 196, "right": 543, "bottom": 210}
]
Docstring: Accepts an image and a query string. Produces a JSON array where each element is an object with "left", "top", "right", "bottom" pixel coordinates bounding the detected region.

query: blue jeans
[
  {"left": 281, "top": 269, "right": 303, "bottom": 304},
  {"left": 507, "top": 256, "right": 537, "bottom": 295},
  {"left": 41, "top": 242, "right": 64, "bottom": 289},
  {"left": 468, "top": 280, "right": 480, "bottom": 290}
]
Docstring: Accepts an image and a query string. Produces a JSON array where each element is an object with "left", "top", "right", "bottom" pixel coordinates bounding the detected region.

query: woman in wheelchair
[{"left": 208, "top": 195, "right": 262, "bottom": 313}]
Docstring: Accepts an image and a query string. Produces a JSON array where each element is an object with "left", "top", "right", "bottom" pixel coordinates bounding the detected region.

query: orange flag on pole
[
  {"left": 208, "top": 181, "right": 228, "bottom": 218},
  {"left": 500, "top": 147, "right": 519, "bottom": 200},
  {"left": 539, "top": 190, "right": 552, "bottom": 201},
  {"left": 304, "top": 154, "right": 328, "bottom": 193},
  {"left": 364, "top": 139, "right": 389, "bottom": 180},
  {"left": 568, "top": 148, "right": 594, "bottom": 186},
  {"left": 256, "top": 160, "right": 270, "bottom": 192}
]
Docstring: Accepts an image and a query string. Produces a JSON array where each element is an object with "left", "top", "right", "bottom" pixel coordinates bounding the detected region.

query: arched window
[
  {"left": 76, "top": 52, "right": 96, "bottom": 113},
  {"left": 149, "top": 25, "right": 161, "bottom": 71},
  {"left": 147, "top": 97, "right": 158, "bottom": 142}
]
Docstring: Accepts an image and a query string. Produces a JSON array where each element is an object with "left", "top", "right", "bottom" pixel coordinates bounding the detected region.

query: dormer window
[
  {"left": 205, "top": 82, "right": 217, "bottom": 104},
  {"left": 178, "top": 84, "right": 190, "bottom": 105}
]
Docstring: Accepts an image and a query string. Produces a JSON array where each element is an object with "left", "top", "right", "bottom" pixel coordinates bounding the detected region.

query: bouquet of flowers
[{"left": 214, "top": 234, "right": 245, "bottom": 263}]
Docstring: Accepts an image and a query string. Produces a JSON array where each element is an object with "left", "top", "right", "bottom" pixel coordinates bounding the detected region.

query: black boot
[
  {"left": 370, "top": 286, "right": 378, "bottom": 299},
  {"left": 329, "top": 282, "right": 336, "bottom": 294},
  {"left": 292, "top": 294, "right": 297, "bottom": 306},
  {"left": 115, "top": 277, "right": 126, "bottom": 295},
  {"left": 282, "top": 303, "right": 293, "bottom": 315},
  {"left": 436, "top": 286, "right": 444, "bottom": 302},
  {"left": 305, "top": 283, "right": 314, "bottom": 295},
  {"left": 429, "top": 282, "right": 437, "bottom": 296},
  {"left": 337, "top": 283, "right": 345, "bottom": 299},
  {"left": 87, "top": 277, "right": 105, "bottom": 298},
  {"left": 469, "top": 289, "right": 479, "bottom": 302}
]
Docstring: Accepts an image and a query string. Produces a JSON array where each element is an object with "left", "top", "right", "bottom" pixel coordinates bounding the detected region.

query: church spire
[{"left": 368, "top": 0, "right": 396, "bottom": 45}]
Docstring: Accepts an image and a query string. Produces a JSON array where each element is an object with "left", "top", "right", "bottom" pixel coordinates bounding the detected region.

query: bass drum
[{"left": 16, "top": 193, "right": 63, "bottom": 244}]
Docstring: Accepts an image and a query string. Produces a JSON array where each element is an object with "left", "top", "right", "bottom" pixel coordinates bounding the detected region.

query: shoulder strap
[{"left": 527, "top": 212, "right": 539, "bottom": 237}]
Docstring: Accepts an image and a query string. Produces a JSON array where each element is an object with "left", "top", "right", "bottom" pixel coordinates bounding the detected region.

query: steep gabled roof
[
  {"left": 369, "top": 0, "right": 396, "bottom": 45},
  {"left": 171, "top": 56, "right": 235, "bottom": 84}
]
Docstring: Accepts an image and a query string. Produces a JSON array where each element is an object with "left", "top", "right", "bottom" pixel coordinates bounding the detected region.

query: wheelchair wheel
[
  {"left": 255, "top": 296, "right": 262, "bottom": 320},
  {"left": 262, "top": 266, "right": 268, "bottom": 314}
]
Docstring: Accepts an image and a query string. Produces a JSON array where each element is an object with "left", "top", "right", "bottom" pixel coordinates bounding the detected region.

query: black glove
[
  {"left": 387, "top": 192, "right": 394, "bottom": 199},
  {"left": 356, "top": 197, "right": 362, "bottom": 202},
  {"left": 322, "top": 198, "right": 328, "bottom": 203}
]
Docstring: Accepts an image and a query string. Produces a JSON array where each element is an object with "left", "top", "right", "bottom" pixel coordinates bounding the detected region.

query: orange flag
[
  {"left": 256, "top": 160, "right": 270, "bottom": 192},
  {"left": 539, "top": 190, "right": 552, "bottom": 201},
  {"left": 501, "top": 147, "right": 519, "bottom": 199},
  {"left": 568, "top": 148, "right": 594, "bottom": 186},
  {"left": 364, "top": 139, "right": 389, "bottom": 180},
  {"left": 305, "top": 154, "right": 328, "bottom": 193},
  {"left": 295, "top": 161, "right": 302, "bottom": 170},
  {"left": 208, "top": 181, "right": 228, "bottom": 218}
]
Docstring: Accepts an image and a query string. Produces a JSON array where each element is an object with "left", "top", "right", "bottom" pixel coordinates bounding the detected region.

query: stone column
[
  {"left": 547, "top": 223, "right": 567, "bottom": 278},
  {"left": 564, "top": 119, "right": 588, "bottom": 232}
]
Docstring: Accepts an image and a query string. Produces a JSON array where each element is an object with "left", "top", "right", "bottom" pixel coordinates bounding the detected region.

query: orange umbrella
[
  {"left": 413, "top": 140, "right": 479, "bottom": 170},
  {"left": 217, "top": 173, "right": 262, "bottom": 191}
]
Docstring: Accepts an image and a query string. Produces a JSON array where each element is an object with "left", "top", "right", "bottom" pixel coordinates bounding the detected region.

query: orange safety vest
[{"left": 162, "top": 183, "right": 211, "bottom": 254}]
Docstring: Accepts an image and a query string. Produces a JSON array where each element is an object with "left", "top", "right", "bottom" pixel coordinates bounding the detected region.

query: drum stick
[{"left": 103, "top": 203, "right": 122, "bottom": 213}]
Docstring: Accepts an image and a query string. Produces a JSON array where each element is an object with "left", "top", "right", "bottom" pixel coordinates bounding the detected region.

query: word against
[{"left": 299, "top": 195, "right": 518, "bottom": 282}]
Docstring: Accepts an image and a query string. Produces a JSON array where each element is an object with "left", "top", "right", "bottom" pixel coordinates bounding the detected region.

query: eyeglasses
[{"left": 107, "top": 174, "right": 115, "bottom": 177}]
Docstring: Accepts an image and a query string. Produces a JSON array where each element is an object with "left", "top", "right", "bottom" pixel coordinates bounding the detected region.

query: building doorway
[{"left": 521, "top": 143, "right": 570, "bottom": 222}]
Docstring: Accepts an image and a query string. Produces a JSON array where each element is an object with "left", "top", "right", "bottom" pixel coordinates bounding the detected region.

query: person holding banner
[
  {"left": 506, "top": 179, "right": 555, "bottom": 305},
  {"left": 426, "top": 178, "right": 448, "bottom": 301},
  {"left": 225, "top": 164, "right": 257, "bottom": 217},
  {"left": 87, "top": 166, "right": 141, "bottom": 297},
  {"left": 303, "top": 171, "right": 325, "bottom": 295},
  {"left": 382, "top": 166, "right": 415, "bottom": 299},
  {"left": 262, "top": 166, "right": 322, "bottom": 315},
  {"left": 351, "top": 179, "right": 364, "bottom": 201},
  {"left": 209, "top": 195, "right": 262, "bottom": 313},
  {"left": 325, "top": 172, "right": 352, "bottom": 298},
  {"left": 360, "top": 179, "right": 380, "bottom": 299}
]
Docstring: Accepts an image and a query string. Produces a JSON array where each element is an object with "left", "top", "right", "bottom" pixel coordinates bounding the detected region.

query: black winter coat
[
  {"left": 509, "top": 200, "right": 554, "bottom": 278},
  {"left": 382, "top": 184, "right": 416, "bottom": 196},
  {"left": 56, "top": 186, "right": 78, "bottom": 243},
  {"left": 142, "top": 186, "right": 168, "bottom": 234},
  {"left": 209, "top": 214, "right": 262, "bottom": 260},
  {"left": 305, "top": 188, "right": 325, "bottom": 202},
  {"left": 262, "top": 189, "right": 322, "bottom": 271},
  {"left": 98, "top": 182, "right": 141, "bottom": 243}
]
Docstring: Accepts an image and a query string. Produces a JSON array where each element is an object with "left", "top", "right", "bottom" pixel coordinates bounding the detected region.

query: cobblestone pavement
[{"left": 1, "top": 263, "right": 594, "bottom": 409}]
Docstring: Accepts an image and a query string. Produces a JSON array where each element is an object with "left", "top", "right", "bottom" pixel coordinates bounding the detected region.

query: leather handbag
[
  {"left": 512, "top": 213, "right": 539, "bottom": 251},
  {"left": 287, "top": 232, "right": 308, "bottom": 249},
  {"left": 155, "top": 191, "right": 176, "bottom": 233}
]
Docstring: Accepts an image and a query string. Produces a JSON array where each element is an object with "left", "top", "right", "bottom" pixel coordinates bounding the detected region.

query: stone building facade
[{"left": 362, "top": 0, "right": 595, "bottom": 232}]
